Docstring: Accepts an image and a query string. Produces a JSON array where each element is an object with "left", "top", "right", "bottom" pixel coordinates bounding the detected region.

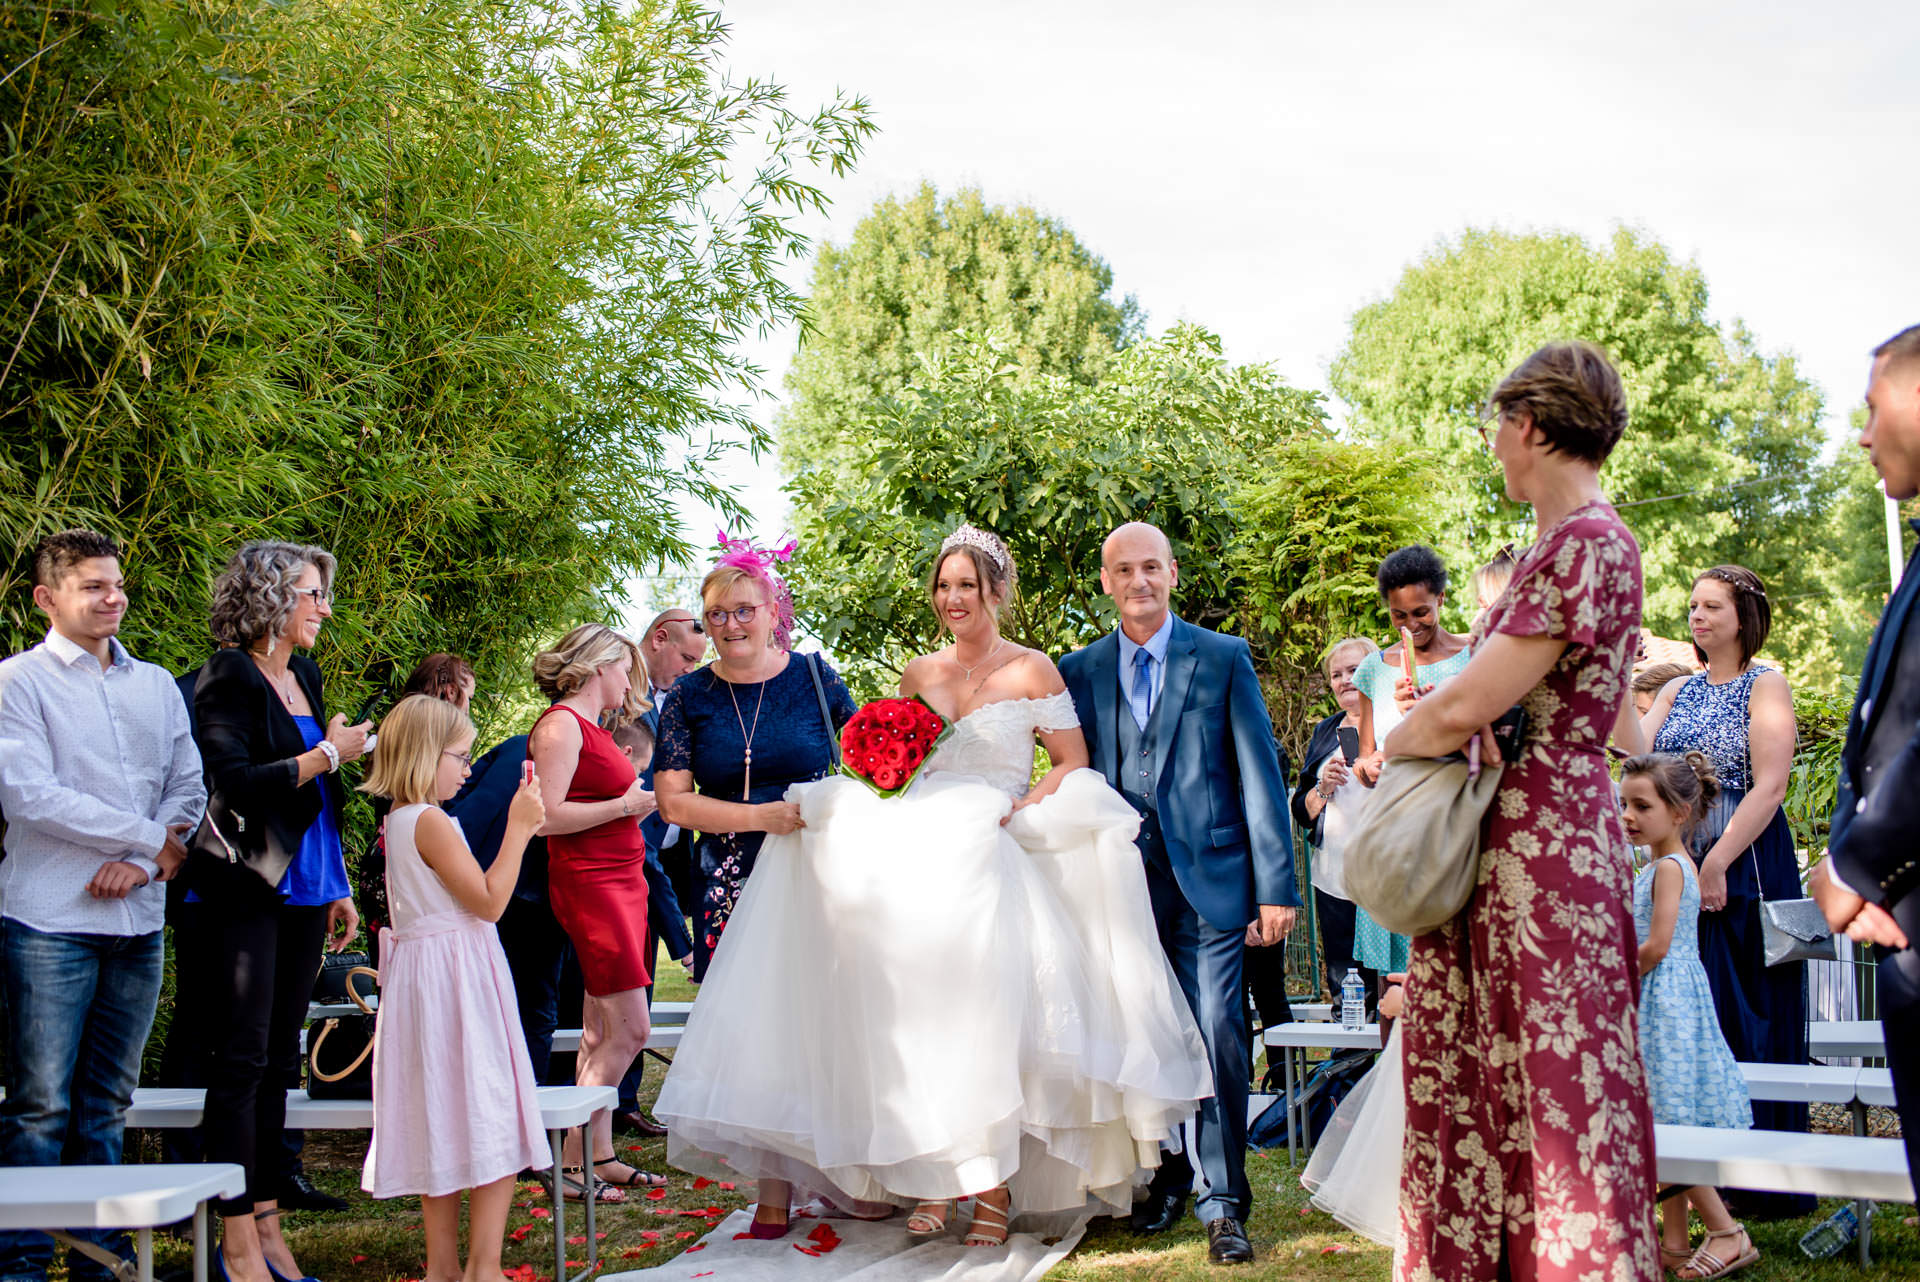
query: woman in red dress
[
  {"left": 1383, "top": 342, "right": 1657, "bottom": 1281},
  {"left": 528, "top": 623, "right": 662, "bottom": 1199}
]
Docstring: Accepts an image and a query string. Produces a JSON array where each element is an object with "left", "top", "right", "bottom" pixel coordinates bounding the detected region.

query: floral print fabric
[{"left": 1397, "top": 502, "right": 1658, "bottom": 1282}]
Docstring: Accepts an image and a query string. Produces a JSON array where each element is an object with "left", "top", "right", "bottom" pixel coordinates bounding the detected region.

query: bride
[{"left": 654, "top": 525, "right": 1211, "bottom": 1246}]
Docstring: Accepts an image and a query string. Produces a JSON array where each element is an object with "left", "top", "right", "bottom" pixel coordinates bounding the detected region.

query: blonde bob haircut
[
  {"left": 360, "top": 695, "right": 473, "bottom": 808},
  {"left": 531, "top": 623, "right": 649, "bottom": 728},
  {"left": 700, "top": 564, "right": 766, "bottom": 610},
  {"left": 1322, "top": 636, "right": 1379, "bottom": 676}
]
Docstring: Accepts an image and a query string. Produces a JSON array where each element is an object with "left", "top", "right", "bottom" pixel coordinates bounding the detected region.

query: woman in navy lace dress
[
  {"left": 653, "top": 543, "right": 856, "bottom": 981},
  {"left": 1642, "top": 565, "right": 1811, "bottom": 1202}
]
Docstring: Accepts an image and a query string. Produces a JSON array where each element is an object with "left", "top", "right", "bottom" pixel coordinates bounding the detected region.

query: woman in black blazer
[
  {"left": 1284, "top": 638, "right": 1376, "bottom": 1005},
  {"left": 188, "top": 541, "right": 369, "bottom": 1282}
]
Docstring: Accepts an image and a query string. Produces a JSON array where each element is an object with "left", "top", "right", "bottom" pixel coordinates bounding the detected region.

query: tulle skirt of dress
[
  {"left": 1299, "top": 1021, "right": 1404, "bottom": 1247},
  {"left": 362, "top": 914, "right": 551, "bottom": 1198},
  {"left": 654, "top": 767, "right": 1211, "bottom": 1217}
]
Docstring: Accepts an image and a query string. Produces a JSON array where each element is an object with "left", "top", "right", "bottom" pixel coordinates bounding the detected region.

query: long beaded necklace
[{"left": 724, "top": 670, "right": 770, "bottom": 798}]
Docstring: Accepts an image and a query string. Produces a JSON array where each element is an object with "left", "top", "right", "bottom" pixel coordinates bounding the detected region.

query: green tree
[
  {"left": 777, "top": 183, "right": 1141, "bottom": 475},
  {"left": 1228, "top": 439, "right": 1444, "bottom": 760},
  {"left": 1331, "top": 227, "right": 1861, "bottom": 687},
  {"left": 786, "top": 326, "right": 1326, "bottom": 695},
  {"left": 1, "top": 0, "right": 872, "bottom": 732}
]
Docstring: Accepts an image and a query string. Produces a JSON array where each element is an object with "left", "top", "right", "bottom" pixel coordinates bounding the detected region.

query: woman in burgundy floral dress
[{"left": 1383, "top": 341, "right": 1657, "bottom": 1282}]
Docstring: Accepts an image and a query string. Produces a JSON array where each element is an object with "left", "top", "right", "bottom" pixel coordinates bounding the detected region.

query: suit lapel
[
  {"left": 1150, "top": 618, "right": 1200, "bottom": 788},
  {"left": 1859, "top": 562, "right": 1920, "bottom": 748},
  {"left": 1088, "top": 633, "right": 1120, "bottom": 782}
]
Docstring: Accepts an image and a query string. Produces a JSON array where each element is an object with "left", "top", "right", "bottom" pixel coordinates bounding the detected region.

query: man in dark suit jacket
[
  {"left": 1060, "top": 522, "right": 1299, "bottom": 1265},
  {"left": 1813, "top": 323, "right": 1920, "bottom": 1186}
]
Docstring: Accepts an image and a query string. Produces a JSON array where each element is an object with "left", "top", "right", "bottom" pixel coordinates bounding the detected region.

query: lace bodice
[{"left": 923, "top": 692, "right": 1080, "bottom": 798}]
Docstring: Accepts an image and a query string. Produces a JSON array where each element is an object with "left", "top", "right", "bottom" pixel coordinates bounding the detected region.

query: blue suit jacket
[
  {"left": 1830, "top": 526, "right": 1920, "bottom": 914},
  {"left": 1061, "top": 617, "right": 1299, "bottom": 933}
]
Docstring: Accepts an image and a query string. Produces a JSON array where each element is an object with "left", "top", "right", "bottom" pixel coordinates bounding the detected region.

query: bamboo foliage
[{"left": 0, "top": 0, "right": 873, "bottom": 725}]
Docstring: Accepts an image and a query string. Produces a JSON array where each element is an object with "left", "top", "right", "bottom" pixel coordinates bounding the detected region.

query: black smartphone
[
  {"left": 1488, "top": 705, "right": 1530, "bottom": 764},
  {"left": 1337, "top": 726, "right": 1361, "bottom": 764},
  {"left": 350, "top": 691, "right": 385, "bottom": 727}
]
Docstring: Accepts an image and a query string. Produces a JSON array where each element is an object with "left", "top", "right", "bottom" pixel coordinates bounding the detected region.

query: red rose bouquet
[{"left": 839, "top": 696, "right": 952, "bottom": 797}]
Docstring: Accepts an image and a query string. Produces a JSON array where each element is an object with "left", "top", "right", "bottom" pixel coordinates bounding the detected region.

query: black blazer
[
  {"left": 1290, "top": 712, "right": 1347, "bottom": 844},
  {"left": 192, "top": 646, "right": 344, "bottom": 888}
]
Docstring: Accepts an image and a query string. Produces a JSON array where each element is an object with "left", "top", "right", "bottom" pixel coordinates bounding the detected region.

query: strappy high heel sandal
[
  {"left": 965, "top": 1188, "right": 1010, "bottom": 1248},
  {"left": 1677, "top": 1223, "right": 1759, "bottom": 1280},
  {"left": 906, "top": 1200, "right": 954, "bottom": 1241}
]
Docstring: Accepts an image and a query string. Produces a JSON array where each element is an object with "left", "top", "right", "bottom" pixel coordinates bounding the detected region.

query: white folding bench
[
  {"left": 0, "top": 1163, "right": 242, "bottom": 1282},
  {"left": 125, "top": 1085, "right": 612, "bottom": 1282},
  {"left": 1811, "top": 1020, "right": 1887, "bottom": 1061},
  {"left": 1655, "top": 1124, "right": 1913, "bottom": 1266}
]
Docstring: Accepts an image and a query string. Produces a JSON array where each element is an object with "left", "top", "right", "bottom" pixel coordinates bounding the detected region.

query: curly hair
[
  {"left": 1376, "top": 545, "right": 1448, "bottom": 600},
  {"left": 531, "top": 623, "right": 648, "bottom": 728},
  {"left": 208, "top": 541, "right": 336, "bottom": 649},
  {"left": 32, "top": 528, "right": 122, "bottom": 590}
]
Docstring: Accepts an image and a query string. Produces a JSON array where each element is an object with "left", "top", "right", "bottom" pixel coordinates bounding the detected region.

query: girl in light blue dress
[{"left": 1620, "top": 751, "right": 1760, "bottom": 1281}]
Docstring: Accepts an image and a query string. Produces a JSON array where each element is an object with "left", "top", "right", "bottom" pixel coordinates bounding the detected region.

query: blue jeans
[{"left": 0, "top": 920, "right": 164, "bottom": 1282}]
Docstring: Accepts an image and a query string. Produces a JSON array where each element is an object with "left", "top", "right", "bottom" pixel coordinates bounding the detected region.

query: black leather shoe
[
  {"left": 614, "top": 1109, "right": 668, "bottom": 1138},
  {"left": 1129, "top": 1188, "right": 1187, "bottom": 1234},
  {"left": 276, "top": 1172, "right": 348, "bottom": 1212},
  {"left": 1206, "top": 1217, "right": 1253, "bottom": 1264}
]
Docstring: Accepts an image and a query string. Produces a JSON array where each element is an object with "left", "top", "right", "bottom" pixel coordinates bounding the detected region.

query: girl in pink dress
[{"left": 360, "top": 695, "right": 550, "bottom": 1282}]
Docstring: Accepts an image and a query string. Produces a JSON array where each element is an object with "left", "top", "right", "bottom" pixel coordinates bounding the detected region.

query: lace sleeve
[
  {"left": 1033, "top": 690, "right": 1080, "bottom": 733},
  {"left": 656, "top": 683, "right": 692, "bottom": 773}
]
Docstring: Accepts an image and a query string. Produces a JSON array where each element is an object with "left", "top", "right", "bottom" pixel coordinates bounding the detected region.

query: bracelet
[{"left": 316, "top": 739, "right": 341, "bottom": 773}]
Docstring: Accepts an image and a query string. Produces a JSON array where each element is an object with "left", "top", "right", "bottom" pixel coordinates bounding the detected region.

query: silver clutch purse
[{"left": 1759, "top": 896, "right": 1838, "bottom": 967}]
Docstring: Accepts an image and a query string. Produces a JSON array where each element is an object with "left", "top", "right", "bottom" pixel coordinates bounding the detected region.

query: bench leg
[
  {"left": 137, "top": 1227, "right": 152, "bottom": 1282},
  {"left": 549, "top": 1127, "right": 567, "bottom": 1282},
  {"left": 582, "top": 1128, "right": 598, "bottom": 1282},
  {"left": 1850, "top": 1102, "right": 1874, "bottom": 1266},
  {"left": 194, "top": 1200, "right": 210, "bottom": 1282},
  {"left": 1284, "top": 1048, "right": 1297, "bottom": 1166}
]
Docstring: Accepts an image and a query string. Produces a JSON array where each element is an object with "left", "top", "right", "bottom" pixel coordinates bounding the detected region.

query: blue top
[
  {"left": 1652, "top": 666, "right": 1769, "bottom": 791},
  {"left": 656, "top": 654, "right": 857, "bottom": 878},
  {"left": 277, "top": 715, "right": 349, "bottom": 905}
]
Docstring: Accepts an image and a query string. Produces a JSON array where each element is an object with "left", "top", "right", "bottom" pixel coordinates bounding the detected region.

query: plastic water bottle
[
  {"left": 1340, "top": 968, "right": 1366, "bottom": 1031},
  {"left": 1799, "top": 1202, "right": 1870, "bottom": 1259}
]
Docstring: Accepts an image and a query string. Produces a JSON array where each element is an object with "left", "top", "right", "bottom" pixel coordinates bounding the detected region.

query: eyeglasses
[
  {"left": 442, "top": 749, "right": 472, "bottom": 767},
  {"left": 295, "top": 587, "right": 335, "bottom": 606},
  {"left": 704, "top": 604, "right": 764, "bottom": 628}
]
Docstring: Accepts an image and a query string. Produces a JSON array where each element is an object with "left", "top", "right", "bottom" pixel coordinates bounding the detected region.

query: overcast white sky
[{"left": 628, "top": 0, "right": 1920, "bottom": 616}]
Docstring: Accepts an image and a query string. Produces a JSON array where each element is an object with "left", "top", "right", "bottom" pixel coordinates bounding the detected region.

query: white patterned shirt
[{"left": 0, "top": 629, "right": 205, "bottom": 936}]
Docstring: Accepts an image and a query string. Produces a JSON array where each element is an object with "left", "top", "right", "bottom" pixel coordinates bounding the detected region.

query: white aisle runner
[{"left": 601, "top": 1208, "right": 1087, "bottom": 1282}]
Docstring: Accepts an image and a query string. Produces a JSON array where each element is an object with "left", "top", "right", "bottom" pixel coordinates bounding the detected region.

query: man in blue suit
[
  {"left": 1060, "top": 522, "right": 1299, "bottom": 1265},
  {"left": 1812, "top": 323, "right": 1920, "bottom": 1186}
]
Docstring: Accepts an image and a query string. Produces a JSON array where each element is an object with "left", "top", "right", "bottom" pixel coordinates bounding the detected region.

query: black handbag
[
  {"left": 306, "top": 964, "right": 378, "bottom": 1099},
  {"left": 313, "top": 950, "right": 372, "bottom": 1003}
]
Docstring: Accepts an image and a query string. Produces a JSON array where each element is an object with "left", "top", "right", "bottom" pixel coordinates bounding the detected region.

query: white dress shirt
[{"left": 0, "top": 629, "right": 205, "bottom": 936}]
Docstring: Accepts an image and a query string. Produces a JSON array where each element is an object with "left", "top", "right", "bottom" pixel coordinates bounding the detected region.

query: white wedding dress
[
  {"left": 1297, "top": 1021, "right": 1404, "bottom": 1247},
  {"left": 655, "top": 692, "right": 1212, "bottom": 1217}
]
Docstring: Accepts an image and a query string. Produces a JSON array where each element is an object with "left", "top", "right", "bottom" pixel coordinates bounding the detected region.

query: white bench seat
[
  {"left": 550, "top": 1026, "right": 681, "bottom": 1055},
  {"left": 1811, "top": 1020, "right": 1887, "bottom": 1059},
  {"left": 1855, "top": 1068, "right": 1898, "bottom": 1110},
  {"left": 0, "top": 1163, "right": 243, "bottom": 1282},
  {"left": 1737, "top": 1062, "right": 1861, "bottom": 1104}
]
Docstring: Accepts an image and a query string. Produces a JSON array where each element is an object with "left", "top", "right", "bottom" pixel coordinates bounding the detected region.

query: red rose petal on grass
[
  {"left": 567, "top": 1236, "right": 586, "bottom": 1245},
  {"left": 351, "top": 1257, "right": 368, "bottom": 1265},
  {"left": 675, "top": 1230, "right": 698, "bottom": 1239},
  {"left": 718, "top": 1182, "right": 735, "bottom": 1191},
  {"left": 639, "top": 1231, "right": 662, "bottom": 1241},
  {"left": 504, "top": 1267, "right": 535, "bottom": 1282},
  {"left": 622, "top": 1249, "right": 648, "bottom": 1259},
  {"left": 646, "top": 1188, "right": 668, "bottom": 1201},
  {"left": 564, "top": 1262, "right": 583, "bottom": 1270},
  {"left": 508, "top": 1226, "right": 531, "bottom": 1242},
  {"left": 1322, "top": 1244, "right": 1349, "bottom": 1254},
  {"left": 693, "top": 1177, "right": 713, "bottom": 1189},
  {"left": 684, "top": 1243, "right": 706, "bottom": 1253},
  {"left": 529, "top": 1207, "right": 551, "bottom": 1219}
]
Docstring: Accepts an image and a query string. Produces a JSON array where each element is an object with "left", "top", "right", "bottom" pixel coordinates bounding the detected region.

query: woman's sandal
[
  {"left": 554, "top": 1166, "right": 626, "bottom": 1204},
  {"left": 1677, "top": 1224, "right": 1759, "bottom": 1280},
  {"left": 906, "top": 1200, "right": 954, "bottom": 1240},
  {"left": 592, "top": 1157, "right": 669, "bottom": 1189},
  {"left": 1661, "top": 1242, "right": 1695, "bottom": 1274},
  {"left": 965, "top": 1190, "right": 1011, "bottom": 1248}
]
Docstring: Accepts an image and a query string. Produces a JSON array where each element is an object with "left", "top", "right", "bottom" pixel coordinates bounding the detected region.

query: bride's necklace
[
  {"left": 722, "top": 668, "right": 770, "bottom": 797},
  {"left": 953, "top": 638, "right": 1006, "bottom": 684}
]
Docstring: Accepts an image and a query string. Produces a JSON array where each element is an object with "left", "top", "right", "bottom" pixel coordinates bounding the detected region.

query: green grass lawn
[{"left": 125, "top": 948, "right": 1917, "bottom": 1280}]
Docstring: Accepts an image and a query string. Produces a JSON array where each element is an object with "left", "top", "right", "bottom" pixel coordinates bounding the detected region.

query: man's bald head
[
  {"left": 1101, "top": 521, "right": 1174, "bottom": 568},
  {"left": 642, "top": 607, "right": 708, "bottom": 688}
]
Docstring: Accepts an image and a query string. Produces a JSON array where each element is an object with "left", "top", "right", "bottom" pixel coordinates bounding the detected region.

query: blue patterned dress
[
  {"left": 1633, "top": 853, "right": 1753, "bottom": 1129},
  {"left": 655, "top": 654, "right": 856, "bottom": 980},
  {"left": 1350, "top": 644, "right": 1474, "bottom": 973},
  {"left": 1651, "top": 665, "right": 1810, "bottom": 1151}
]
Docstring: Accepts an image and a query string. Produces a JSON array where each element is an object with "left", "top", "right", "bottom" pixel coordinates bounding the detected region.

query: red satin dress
[{"left": 538, "top": 705, "right": 652, "bottom": 996}]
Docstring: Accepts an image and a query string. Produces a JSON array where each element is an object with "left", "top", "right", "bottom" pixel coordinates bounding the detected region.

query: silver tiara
[{"left": 939, "top": 523, "right": 1014, "bottom": 581}]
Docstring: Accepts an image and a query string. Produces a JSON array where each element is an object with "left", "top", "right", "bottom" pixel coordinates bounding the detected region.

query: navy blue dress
[
  {"left": 655, "top": 654, "right": 856, "bottom": 980},
  {"left": 1652, "top": 666, "right": 1811, "bottom": 1154}
]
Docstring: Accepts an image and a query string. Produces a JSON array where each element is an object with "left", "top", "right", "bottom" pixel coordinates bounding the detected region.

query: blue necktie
[{"left": 1131, "top": 649, "right": 1154, "bottom": 731}]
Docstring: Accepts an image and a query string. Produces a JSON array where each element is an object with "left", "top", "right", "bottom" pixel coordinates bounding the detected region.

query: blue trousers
[
  {"left": 0, "top": 921, "right": 163, "bottom": 1282},
  {"left": 1143, "top": 865, "right": 1252, "bottom": 1225}
]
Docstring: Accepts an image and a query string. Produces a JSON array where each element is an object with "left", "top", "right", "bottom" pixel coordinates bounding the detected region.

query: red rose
[
  {"left": 874, "top": 767, "right": 902, "bottom": 790},
  {"left": 881, "top": 742, "right": 909, "bottom": 768}
]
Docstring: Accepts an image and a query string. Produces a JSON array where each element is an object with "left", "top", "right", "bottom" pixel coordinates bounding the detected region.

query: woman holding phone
[
  {"left": 1349, "top": 546, "right": 1471, "bottom": 976},
  {"left": 1288, "top": 637, "right": 1379, "bottom": 1002}
]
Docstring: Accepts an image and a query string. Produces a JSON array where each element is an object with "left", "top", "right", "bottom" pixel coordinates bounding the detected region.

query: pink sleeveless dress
[{"left": 362, "top": 803, "right": 549, "bottom": 1197}]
